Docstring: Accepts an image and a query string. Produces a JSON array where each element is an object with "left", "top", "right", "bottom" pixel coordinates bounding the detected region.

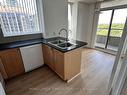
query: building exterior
[{"left": 0, "top": 0, "right": 39, "bottom": 36}]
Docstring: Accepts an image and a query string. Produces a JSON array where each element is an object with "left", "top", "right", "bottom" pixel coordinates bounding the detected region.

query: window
[
  {"left": 95, "top": 8, "right": 127, "bottom": 51},
  {"left": 110, "top": 9, "right": 127, "bottom": 37},
  {"left": 0, "top": 0, "right": 40, "bottom": 37}
]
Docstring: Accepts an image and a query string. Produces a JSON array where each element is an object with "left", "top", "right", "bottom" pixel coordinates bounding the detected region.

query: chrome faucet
[{"left": 59, "top": 28, "right": 68, "bottom": 41}]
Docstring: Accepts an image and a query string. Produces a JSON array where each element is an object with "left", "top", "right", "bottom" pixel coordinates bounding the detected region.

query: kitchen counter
[{"left": 0, "top": 37, "right": 87, "bottom": 53}]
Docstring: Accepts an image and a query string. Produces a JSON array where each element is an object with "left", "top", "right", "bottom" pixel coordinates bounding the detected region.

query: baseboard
[
  {"left": 94, "top": 47, "right": 117, "bottom": 56},
  {"left": 67, "top": 73, "right": 81, "bottom": 83}
]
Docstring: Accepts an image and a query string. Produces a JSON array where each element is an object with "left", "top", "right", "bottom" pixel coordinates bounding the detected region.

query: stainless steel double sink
[{"left": 48, "top": 39, "right": 77, "bottom": 49}]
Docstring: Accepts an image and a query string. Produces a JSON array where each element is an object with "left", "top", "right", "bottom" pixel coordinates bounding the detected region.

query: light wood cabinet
[
  {"left": 42, "top": 44, "right": 82, "bottom": 81},
  {"left": 53, "top": 49, "right": 64, "bottom": 79},
  {"left": 0, "top": 49, "right": 25, "bottom": 79},
  {"left": 64, "top": 48, "right": 82, "bottom": 80},
  {"left": 42, "top": 45, "right": 54, "bottom": 70}
]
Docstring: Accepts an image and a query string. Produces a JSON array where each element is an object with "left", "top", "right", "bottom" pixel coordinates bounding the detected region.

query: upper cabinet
[
  {"left": 20, "top": 44, "right": 44, "bottom": 72},
  {"left": 0, "top": 49, "right": 25, "bottom": 79}
]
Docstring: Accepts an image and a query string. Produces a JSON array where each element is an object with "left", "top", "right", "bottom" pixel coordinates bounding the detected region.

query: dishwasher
[
  {"left": 20, "top": 44, "right": 44, "bottom": 72},
  {"left": 0, "top": 73, "right": 6, "bottom": 95}
]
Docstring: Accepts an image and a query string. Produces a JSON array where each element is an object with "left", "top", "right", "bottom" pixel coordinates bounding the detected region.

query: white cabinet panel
[
  {"left": 0, "top": 82, "right": 6, "bottom": 95},
  {"left": 20, "top": 44, "right": 44, "bottom": 72},
  {"left": 0, "top": 73, "right": 5, "bottom": 89}
]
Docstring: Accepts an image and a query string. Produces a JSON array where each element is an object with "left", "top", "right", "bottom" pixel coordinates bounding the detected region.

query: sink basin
[
  {"left": 48, "top": 40, "right": 65, "bottom": 45},
  {"left": 57, "top": 43, "right": 73, "bottom": 48},
  {"left": 48, "top": 39, "right": 77, "bottom": 49}
]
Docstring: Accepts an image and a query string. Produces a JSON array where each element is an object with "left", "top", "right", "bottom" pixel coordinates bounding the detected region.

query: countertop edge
[{"left": 0, "top": 37, "right": 87, "bottom": 53}]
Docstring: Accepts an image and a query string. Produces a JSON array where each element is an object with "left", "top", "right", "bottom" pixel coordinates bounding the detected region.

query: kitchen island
[{"left": 42, "top": 37, "right": 87, "bottom": 82}]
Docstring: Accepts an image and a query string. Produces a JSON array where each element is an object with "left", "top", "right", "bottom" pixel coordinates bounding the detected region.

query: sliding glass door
[
  {"left": 95, "top": 10, "right": 112, "bottom": 48},
  {"left": 95, "top": 8, "right": 127, "bottom": 51},
  {"left": 107, "top": 8, "right": 127, "bottom": 51}
]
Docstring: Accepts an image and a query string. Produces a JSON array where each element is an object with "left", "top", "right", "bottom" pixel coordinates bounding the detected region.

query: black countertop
[{"left": 0, "top": 37, "right": 87, "bottom": 53}]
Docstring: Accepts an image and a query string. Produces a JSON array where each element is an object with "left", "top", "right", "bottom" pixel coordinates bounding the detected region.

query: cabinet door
[
  {"left": 20, "top": 44, "right": 44, "bottom": 72},
  {"left": 53, "top": 49, "right": 64, "bottom": 79},
  {"left": 64, "top": 48, "right": 82, "bottom": 80},
  {"left": 42, "top": 45, "right": 54, "bottom": 70},
  {"left": 0, "top": 49, "right": 25, "bottom": 79}
]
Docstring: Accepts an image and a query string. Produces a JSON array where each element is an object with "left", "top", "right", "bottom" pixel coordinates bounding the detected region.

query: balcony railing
[{"left": 95, "top": 28, "right": 123, "bottom": 51}]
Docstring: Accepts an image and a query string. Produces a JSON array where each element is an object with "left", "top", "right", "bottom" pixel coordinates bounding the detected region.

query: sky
[{"left": 98, "top": 8, "right": 127, "bottom": 24}]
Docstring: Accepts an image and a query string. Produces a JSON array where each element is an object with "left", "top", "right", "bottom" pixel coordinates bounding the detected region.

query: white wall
[
  {"left": 71, "top": 1, "right": 78, "bottom": 39},
  {"left": 101, "top": 0, "right": 127, "bottom": 8},
  {"left": 42, "top": 0, "right": 68, "bottom": 38},
  {"left": 76, "top": 3, "right": 89, "bottom": 43},
  {"left": 76, "top": 2, "right": 99, "bottom": 47}
]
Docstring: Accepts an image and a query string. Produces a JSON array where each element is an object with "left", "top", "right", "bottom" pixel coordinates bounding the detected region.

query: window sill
[{"left": 3, "top": 31, "right": 42, "bottom": 37}]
